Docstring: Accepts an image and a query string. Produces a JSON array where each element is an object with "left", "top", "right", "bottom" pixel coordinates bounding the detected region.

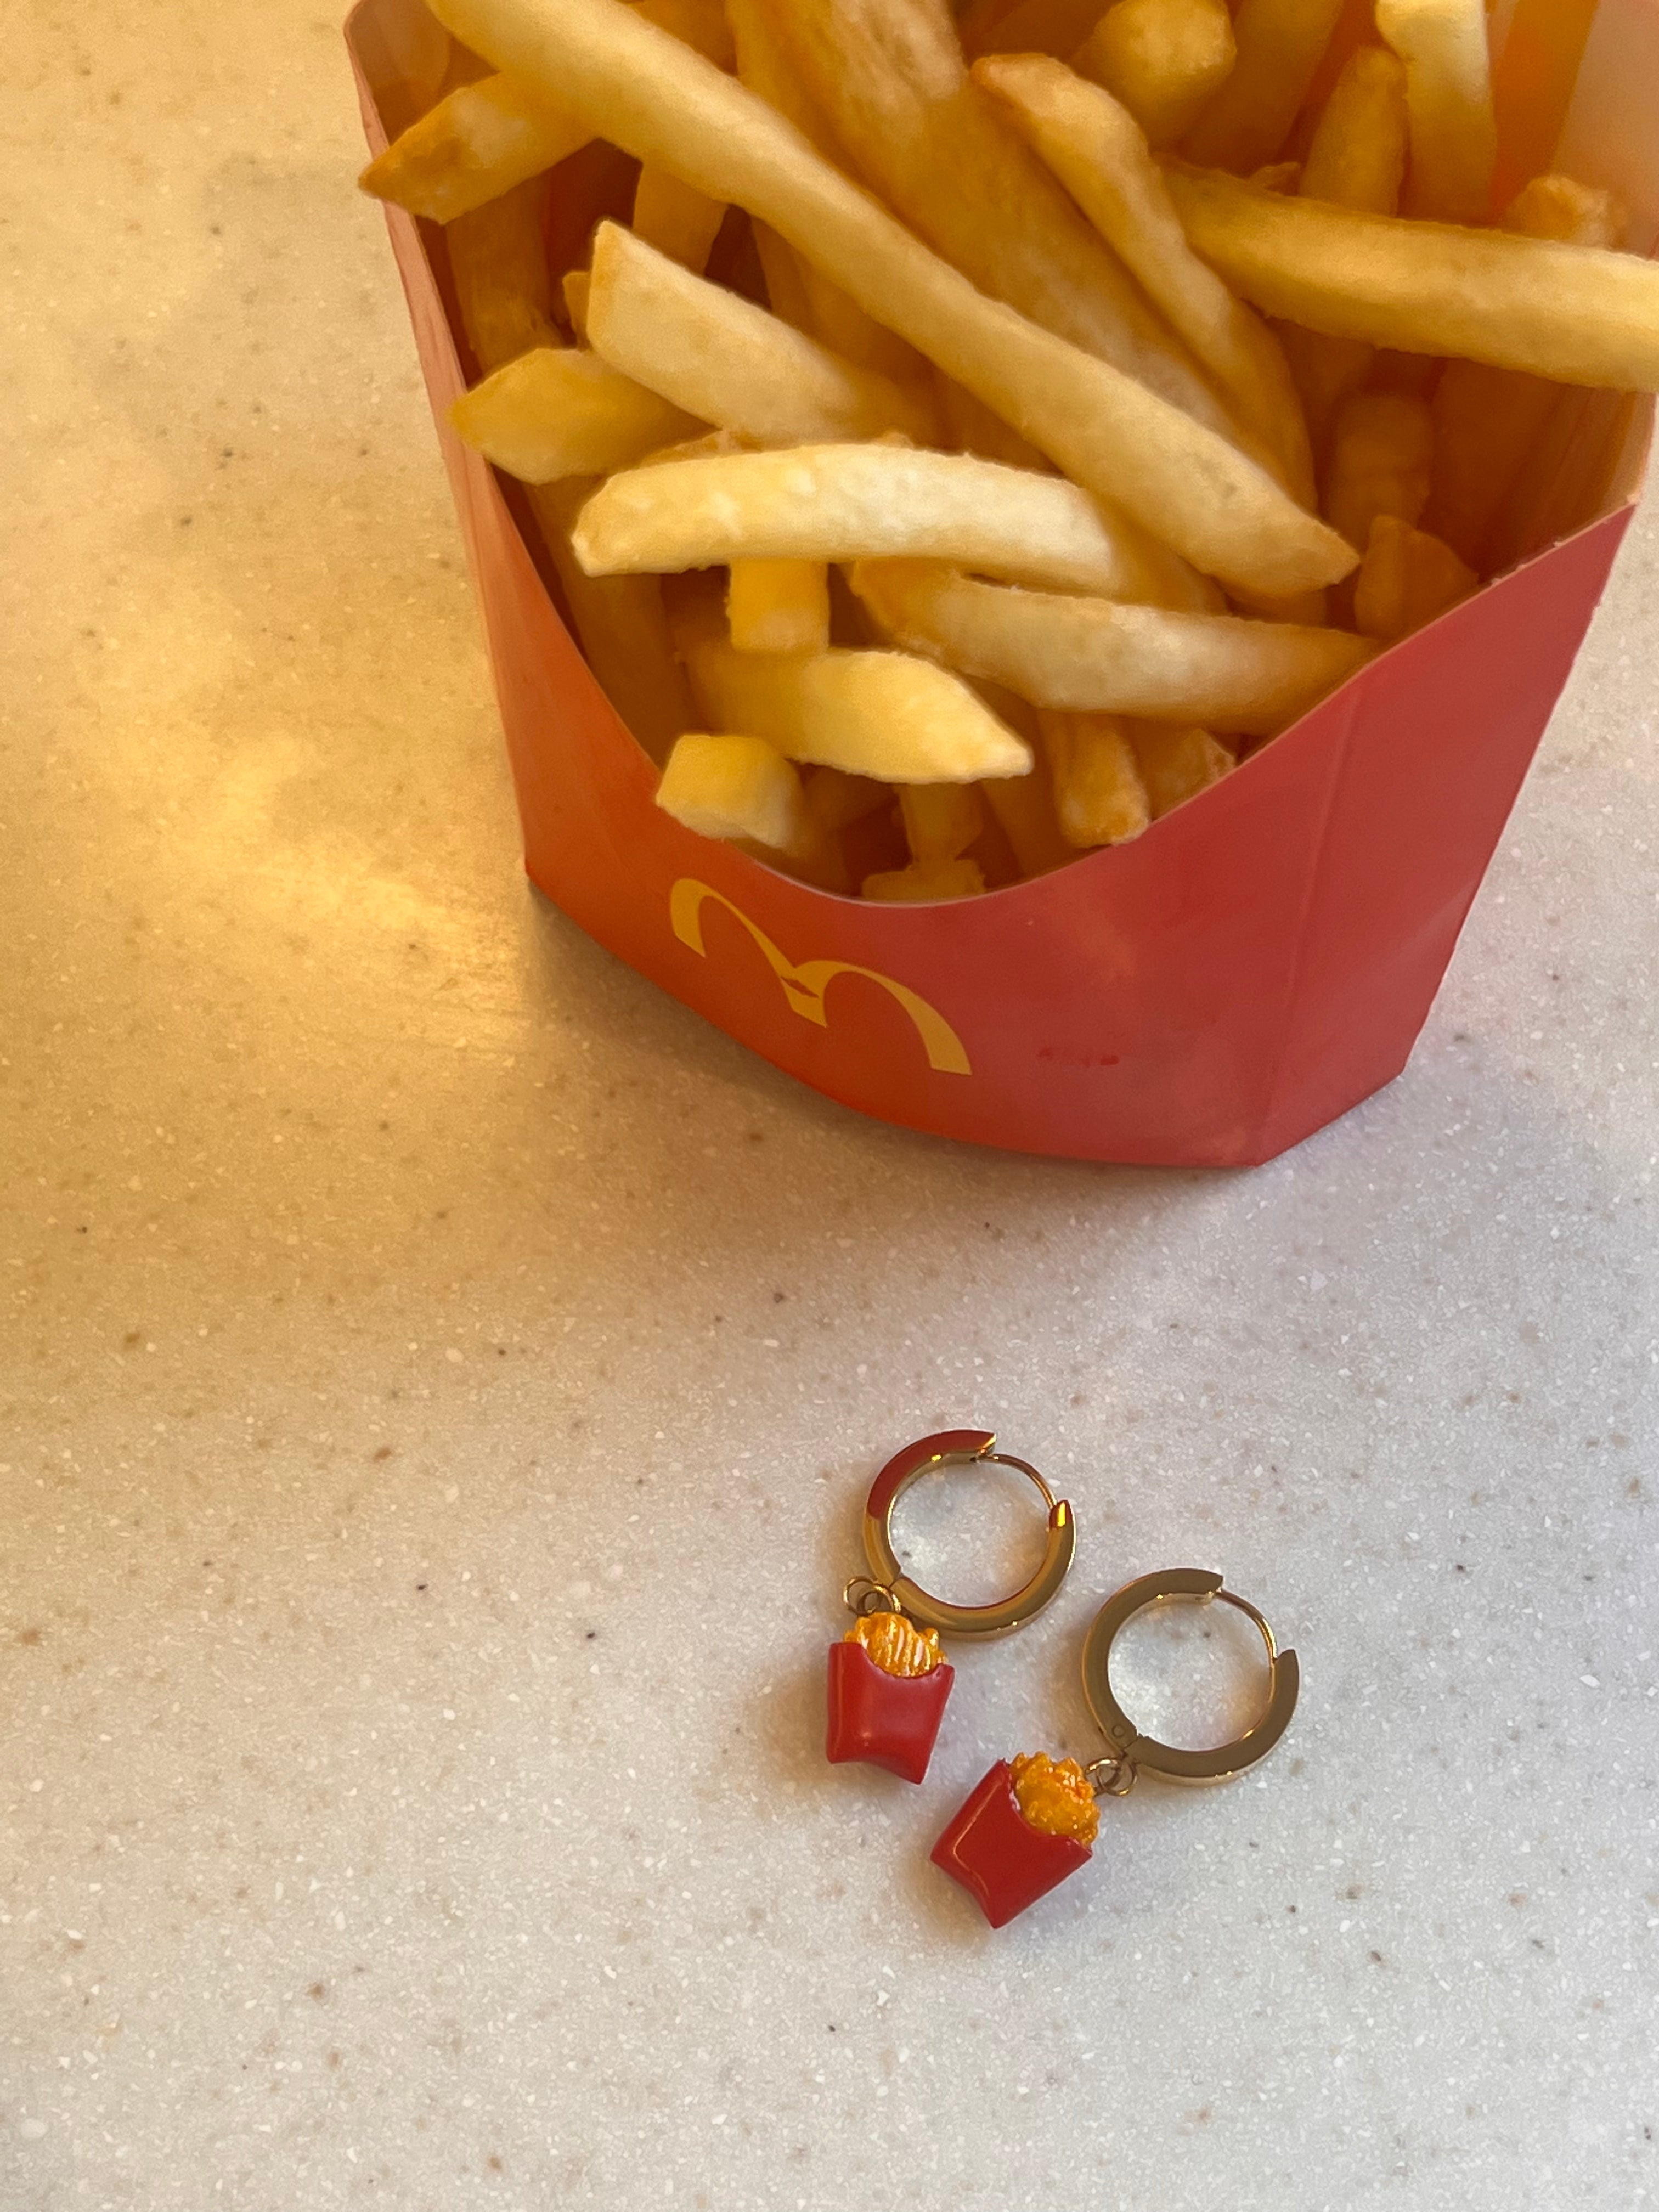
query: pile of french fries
[{"left": 362, "top": 0, "right": 1658, "bottom": 902}]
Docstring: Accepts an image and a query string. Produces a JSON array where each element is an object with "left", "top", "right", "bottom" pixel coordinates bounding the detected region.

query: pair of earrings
[{"left": 825, "top": 1429, "right": 1301, "bottom": 1928}]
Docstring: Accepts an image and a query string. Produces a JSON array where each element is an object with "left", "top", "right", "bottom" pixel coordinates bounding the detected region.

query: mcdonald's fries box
[{"left": 347, "top": 0, "right": 1655, "bottom": 1169}]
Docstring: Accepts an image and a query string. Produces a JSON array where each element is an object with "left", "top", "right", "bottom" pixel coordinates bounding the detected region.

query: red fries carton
[{"left": 347, "top": 0, "right": 1654, "bottom": 1166}]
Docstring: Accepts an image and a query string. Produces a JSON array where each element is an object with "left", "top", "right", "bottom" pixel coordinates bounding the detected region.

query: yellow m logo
[{"left": 669, "top": 879, "right": 972, "bottom": 1077}]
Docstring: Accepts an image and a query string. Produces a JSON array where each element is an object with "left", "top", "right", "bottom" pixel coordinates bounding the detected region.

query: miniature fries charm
[
  {"left": 933, "top": 1569, "right": 1300, "bottom": 1927},
  {"left": 826, "top": 1430, "right": 1075, "bottom": 1785}
]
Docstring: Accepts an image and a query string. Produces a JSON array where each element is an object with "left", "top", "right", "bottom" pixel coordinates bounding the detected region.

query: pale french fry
[
  {"left": 1181, "top": 0, "right": 1346, "bottom": 174},
  {"left": 803, "top": 765, "right": 890, "bottom": 832},
  {"left": 631, "top": 166, "right": 729, "bottom": 268},
  {"left": 425, "top": 0, "right": 1356, "bottom": 594},
  {"left": 724, "top": 0, "right": 934, "bottom": 387},
  {"left": 1161, "top": 167, "right": 1659, "bottom": 391},
  {"left": 1374, "top": 0, "right": 1496, "bottom": 225},
  {"left": 977, "top": 55, "right": 1313, "bottom": 500},
  {"left": 360, "top": 75, "right": 590, "bottom": 222},
  {"left": 727, "top": 559, "right": 833, "bottom": 653},
  {"left": 751, "top": 220, "right": 816, "bottom": 333},
  {"left": 1124, "top": 721, "right": 1233, "bottom": 814},
  {"left": 1073, "top": 0, "right": 1235, "bottom": 150},
  {"left": 933, "top": 374, "right": 1054, "bottom": 473},
  {"left": 1425, "top": 176, "right": 1627, "bottom": 567},
  {"left": 528, "top": 479, "right": 697, "bottom": 761},
  {"left": 683, "top": 635, "right": 1034, "bottom": 780},
  {"left": 851, "top": 558, "right": 1374, "bottom": 732},
  {"left": 1037, "top": 710, "right": 1151, "bottom": 846},
  {"left": 1321, "top": 390, "right": 1433, "bottom": 550},
  {"left": 976, "top": 0, "right": 1110, "bottom": 58},
  {"left": 447, "top": 176, "right": 561, "bottom": 371},
  {"left": 585, "top": 223, "right": 939, "bottom": 446},
  {"left": 1249, "top": 161, "right": 1300, "bottom": 193},
  {"left": 1276, "top": 46, "right": 1409, "bottom": 449},
  {"left": 862, "top": 857, "right": 988, "bottom": 900},
  {"left": 450, "top": 346, "right": 704, "bottom": 479},
  {"left": 900, "top": 782, "right": 986, "bottom": 862},
  {"left": 980, "top": 765, "right": 1073, "bottom": 874},
  {"left": 1351, "top": 515, "right": 1476, "bottom": 642},
  {"left": 574, "top": 442, "right": 1219, "bottom": 605},
  {"left": 751, "top": 0, "right": 1251, "bottom": 444},
  {"left": 656, "top": 732, "right": 815, "bottom": 852}
]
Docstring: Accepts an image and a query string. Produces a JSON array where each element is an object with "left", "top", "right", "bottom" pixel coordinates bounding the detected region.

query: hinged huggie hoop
[
  {"left": 1080, "top": 1567, "right": 1300, "bottom": 1787},
  {"left": 862, "top": 1428, "right": 1075, "bottom": 1639}
]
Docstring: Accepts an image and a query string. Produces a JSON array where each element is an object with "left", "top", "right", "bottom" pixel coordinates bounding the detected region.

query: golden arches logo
[{"left": 669, "top": 879, "right": 972, "bottom": 1077}]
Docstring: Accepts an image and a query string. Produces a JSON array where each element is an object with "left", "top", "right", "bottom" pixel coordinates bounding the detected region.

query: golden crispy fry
[
  {"left": 527, "top": 479, "right": 696, "bottom": 762},
  {"left": 1276, "top": 47, "right": 1409, "bottom": 450},
  {"left": 1038, "top": 710, "right": 1150, "bottom": 845},
  {"left": 933, "top": 374, "right": 1054, "bottom": 473},
  {"left": 360, "top": 75, "right": 589, "bottom": 223},
  {"left": 1321, "top": 390, "right": 1433, "bottom": 550},
  {"left": 862, "top": 857, "right": 988, "bottom": 900},
  {"left": 844, "top": 1611, "right": 944, "bottom": 1678},
  {"left": 975, "top": 0, "right": 1110, "bottom": 58},
  {"left": 426, "top": 0, "right": 1355, "bottom": 594},
  {"left": 1009, "top": 1752, "right": 1101, "bottom": 1843},
  {"left": 1424, "top": 175, "right": 1627, "bottom": 567},
  {"left": 574, "top": 442, "right": 1218, "bottom": 601},
  {"left": 656, "top": 731, "right": 815, "bottom": 851},
  {"left": 751, "top": 0, "right": 1246, "bottom": 441},
  {"left": 1181, "top": 0, "right": 1346, "bottom": 174},
  {"left": 1352, "top": 515, "right": 1476, "bottom": 642},
  {"left": 1125, "top": 720, "right": 1233, "bottom": 815},
  {"left": 978, "top": 55, "right": 1312, "bottom": 499},
  {"left": 1162, "top": 166, "right": 1659, "bottom": 391},
  {"left": 1375, "top": 0, "right": 1496, "bottom": 224},
  {"left": 631, "top": 166, "right": 729, "bottom": 268},
  {"left": 450, "top": 346, "right": 703, "bottom": 479},
  {"left": 727, "top": 559, "right": 833, "bottom": 653},
  {"left": 684, "top": 633, "right": 1035, "bottom": 780},
  {"left": 1249, "top": 160, "right": 1301, "bottom": 193},
  {"left": 900, "top": 781, "right": 986, "bottom": 863},
  {"left": 447, "top": 176, "right": 561, "bottom": 372},
  {"left": 802, "top": 764, "right": 890, "bottom": 832},
  {"left": 852, "top": 558, "right": 1374, "bottom": 731},
  {"left": 585, "top": 222, "right": 938, "bottom": 446},
  {"left": 1073, "top": 0, "right": 1235, "bottom": 150}
]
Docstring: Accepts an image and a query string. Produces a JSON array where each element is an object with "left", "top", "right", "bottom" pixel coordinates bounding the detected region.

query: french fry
[
  {"left": 1160, "top": 167, "right": 1659, "bottom": 392},
  {"left": 447, "top": 176, "right": 561, "bottom": 371},
  {"left": 727, "top": 560, "right": 833, "bottom": 653},
  {"left": 684, "top": 634, "right": 1035, "bottom": 780},
  {"left": 450, "top": 346, "right": 704, "bottom": 479},
  {"left": 425, "top": 0, "right": 1356, "bottom": 594},
  {"left": 1374, "top": 0, "right": 1496, "bottom": 225},
  {"left": 900, "top": 782, "right": 986, "bottom": 862},
  {"left": 751, "top": 220, "right": 816, "bottom": 333},
  {"left": 851, "top": 558, "right": 1374, "bottom": 731},
  {"left": 862, "top": 857, "right": 988, "bottom": 900},
  {"left": 977, "top": 55, "right": 1313, "bottom": 500},
  {"left": 527, "top": 479, "right": 697, "bottom": 762},
  {"left": 656, "top": 732, "right": 815, "bottom": 853},
  {"left": 1425, "top": 176, "right": 1627, "bottom": 568},
  {"left": 980, "top": 764, "right": 1074, "bottom": 874},
  {"left": 1180, "top": 0, "right": 1347, "bottom": 174},
  {"left": 749, "top": 0, "right": 1250, "bottom": 443},
  {"left": 803, "top": 765, "right": 890, "bottom": 832},
  {"left": 1321, "top": 390, "right": 1433, "bottom": 550},
  {"left": 561, "top": 267, "right": 591, "bottom": 336},
  {"left": 1038, "top": 711, "right": 1150, "bottom": 846},
  {"left": 1351, "top": 514, "right": 1476, "bottom": 642},
  {"left": 1072, "top": 0, "right": 1236, "bottom": 150},
  {"left": 1249, "top": 160, "right": 1301, "bottom": 194},
  {"left": 1276, "top": 46, "right": 1409, "bottom": 450},
  {"left": 1125, "top": 720, "right": 1233, "bottom": 814},
  {"left": 360, "top": 75, "right": 590, "bottom": 223},
  {"left": 631, "top": 166, "right": 729, "bottom": 268},
  {"left": 573, "top": 442, "right": 1220, "bottom": 604},
  {"left": 975, "top": 0, "right": 1111, "bottom": 59},
  {"left": 585, "top": 223, "right": 939, "bottom": 446},
  {"left": 933, "top": 374, "right": 1054, "bottom": 474}
]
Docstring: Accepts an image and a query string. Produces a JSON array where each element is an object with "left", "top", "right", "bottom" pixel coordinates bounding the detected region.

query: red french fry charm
[
  {"left": 932, "top": 1760, "right": 1094, "bottom": 1927},
  {"left": 825, "top": 1638, "right": 955, "bottom": 1785}
]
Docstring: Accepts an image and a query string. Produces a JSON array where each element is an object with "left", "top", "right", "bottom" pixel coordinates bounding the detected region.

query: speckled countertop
[{"left": 3, "top": 6, "right": 1657, "bottom": 2209}]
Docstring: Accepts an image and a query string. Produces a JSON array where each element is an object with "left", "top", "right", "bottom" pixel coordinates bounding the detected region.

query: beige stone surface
[{"left": 3, "top": 5, "right": 1657, "bottom": 2208}]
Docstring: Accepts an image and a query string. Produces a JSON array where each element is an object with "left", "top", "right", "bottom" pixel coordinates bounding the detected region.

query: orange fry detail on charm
[
  {"left": 845, "top": 1610, "right": 944, "bottom": 1680},
  {"left": 1009, "top": 1752, "right": 1101, "bottom": 1844}
]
